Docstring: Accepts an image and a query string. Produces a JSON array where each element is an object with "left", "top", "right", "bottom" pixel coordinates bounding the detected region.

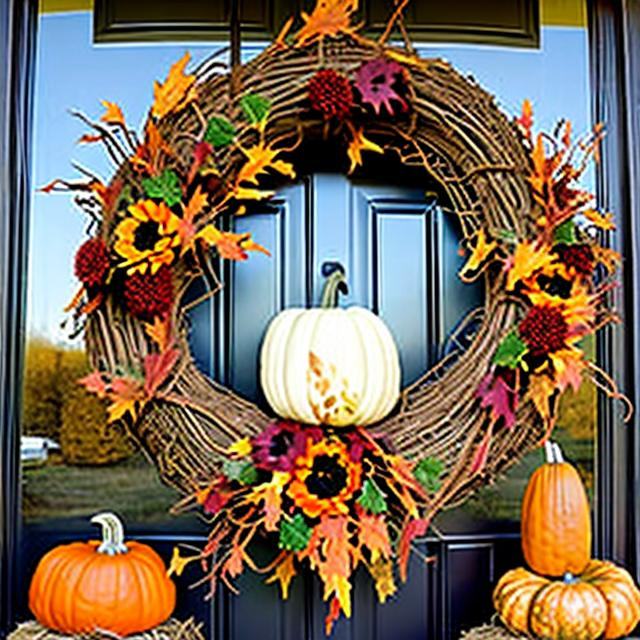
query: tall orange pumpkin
[
  {"left": 521, "top": 440, "right": 591, "bottom": 577},
  {"left": 29, "top": 512, "right": 176, "bottom": 635}
]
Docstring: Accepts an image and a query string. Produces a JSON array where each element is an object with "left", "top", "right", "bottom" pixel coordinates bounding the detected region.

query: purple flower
[{"left": 252, "top": 422, "right": 307, "bottom": 472}]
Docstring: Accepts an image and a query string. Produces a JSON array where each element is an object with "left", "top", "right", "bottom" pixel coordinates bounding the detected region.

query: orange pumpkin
[
  {"left": 581, "top": 559, "right": 640, "bottom": 639},
  {"left": 494, "top": 563, "right": 640, "bottom": 639},
  {"left": 521, "top": 440, "right": 591, "bottom": 577},
  {"left": 29, "top": 512, "right": 176, "bottom": 635}
]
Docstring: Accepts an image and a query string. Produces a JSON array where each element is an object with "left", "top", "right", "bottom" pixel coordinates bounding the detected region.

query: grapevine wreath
[{"left": 44, "top": 0, "right": 631, "bottom": 633}]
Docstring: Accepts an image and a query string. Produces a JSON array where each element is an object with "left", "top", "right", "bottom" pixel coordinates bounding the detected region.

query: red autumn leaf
[
  {"left": 144, "top": 347, "right": 180, "bottom": 397},
  {"left": 355, "top": 58, "right": 407, "bottom": 116},
  {"left": 476, "top": 372, "right": 517, "bottom": 430},
  {"left": 187, "top": 141, "right": 213, "bottom": 185},
  {"left": 398, "top": 518, "right": 430, "bottom": 583},
  {"left": 516, "top": 99, "right": 533, "bottom": 137},
  {"left": 325, "top": 597, "right": 342, "bottom": 636},
  {"left": 203, "top": 489, "right": 230, "bottom": 515},
  {"left": 470, "top": 424, "right": 493, "bottom": 476},
  {"left": 101, "top": 178, "right": 123, "bottom": 214},
  {"left": 78, "top": 370, "right": 108, "bottom": 399}
]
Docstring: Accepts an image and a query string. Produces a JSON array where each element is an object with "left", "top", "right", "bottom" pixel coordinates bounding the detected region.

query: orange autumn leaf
[
  {"left": 527, "top": 373, "right": 557, "bottom": 422},
  {"left": 130, "top": 120, "right": 174, "bottom": 175},
  {"left": 505, "top": 240, "right": 556, "bottom": 291},
  {"left": 295, "top": 0, "right": 359, "bottom": 46},
  {"left": 144, "top": 315, "right": 174, "bottom": 352},
  {"left": 592, "top": 244, "right": 621, "bottom": 274},
  {"left": 347, "top": 127, "right": 383, "bottom": 174},
  {"left": 232, "top": 141, "right": 296, "bottom": 199},
  {"left": 516, "top": 99, "right": 533, "bottom": 136},
  {"left": 78, "top": 370, "right": 108, "bottom": 399},
  {"left": 77, "top": 133, "right": 103, "bottom": 144},
  {"left": 459, "top": 229, "right": 498, "bottom": 282},
  {"left": 106, "top": 376, "right": 145, "bottom": 423},
  {"left": 179, "top": 185, "right": 209, "bottom": 254},
  {"left": 265, "top": 554, "right": 296, "bottom": 599},
  {"left": 100, "top": 100, "right": 125, "bottom": 126},
  {"left": 359, "top": 513, "right": 391, "bottom": 564},
  {"left": 550, "top": 348, "right": 584, "bottom": 393},
  {"left": 583, "top": 208, "right": 616, "bottom": 230},
  {"left": 152, "top": 52, "right": 197, "bottom": 120},
  {"left": 168, "top": 547, "right": 200, "bottom": 578},
  {"left": 197, "top": 225, "right": 271, "bottom": 261}
]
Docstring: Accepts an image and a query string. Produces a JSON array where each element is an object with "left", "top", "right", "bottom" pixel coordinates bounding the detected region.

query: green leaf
[
  {"left": 240, "top": 94, "right": 271, "bottom": 125},
  {"left": 493, "top": 330, "right": 528, "bottom": 369},
  {"left": 222, "top": 459, "right": 258, "bottom": 485},
  {"left": 279, "top": 514, "right": 313, "bottom": 552},
  {"left": 141, "top": 169, "right": 182, "bottom": 206},
  {"left": 357, "top": 478, "right": 388, "bottom": 514},
  {"left": 554, "top": 219, "right": 577, "bottom": 245},
  {"left": 414, "top": 457, "right": 444, "bottom": 494},
  {"left": 204, "top": 117, "right": 236, "bottom": 148}
]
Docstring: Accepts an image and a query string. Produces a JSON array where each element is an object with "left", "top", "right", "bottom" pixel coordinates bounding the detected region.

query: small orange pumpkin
[
  {"left": 29, "top": 512, "right": 176, "bottom": 635},
  {"left": 521, "top": 440, "right": 591, "bottom": 577}
]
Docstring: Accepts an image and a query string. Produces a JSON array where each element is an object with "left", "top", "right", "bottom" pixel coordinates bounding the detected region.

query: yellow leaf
[
  {"left": 232, "top": 187, "right": 275, "bottom": 201},
  {"left": 459, "top": 229, "right": 497, "bottom": 282},
  {"left": 526, "top": 373, "right": 556, "bottom": 422},
  {"left": 506, "top": 241, "right": 556, "bottom": 291},
  {"left": 168, "top": 547, "right": 199, "bottom": 578},
  {"left": 235, "top": 142, "right": 296, "bottom": 188},
  {"left": 100, "top": 100, "right": 125, "bottom": 126},
  {"left": 347, "top": 128, "right": 383, "bottom": 174},
  {"left": 265, "top": 554, "right": 296, "bottom": 599},
  {"left": 583, "top": 208, "right": 616, "bottom": 230},
  {"left": 197, "top": 225, "right": 271, "bottom": 261},
  {"left": 227, "top": 437, "right": 252, "bottom": 458},
  {"left": 106, "top": 397, "right": 138, "bottom": 423},
  {"left": 295, "top": 0, "right": 358, "bottom": 46},
  {"left": 144, "top": 315, "right": 173, "bottom": 351},
  {"left": 152, "top": 52, "right": 197, "bottom": 120},
  {"left": 592, "top": 244, "right": 621, "bottom": 274},
  {"left": 549, "top": 348, "right": 584, "bottom": 393},
  {"left": 369, "top": 558, "right": 397, "bottom": 604}
]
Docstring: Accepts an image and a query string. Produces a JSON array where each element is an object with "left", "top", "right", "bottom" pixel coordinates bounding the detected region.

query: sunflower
[
  {"left": 288, "top": 438, "right": 361, "bottom": 518},
  {"left": 113, "top": 200, "right": 180, "bottom": 274}
]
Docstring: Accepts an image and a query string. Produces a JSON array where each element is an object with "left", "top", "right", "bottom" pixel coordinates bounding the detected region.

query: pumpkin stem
[
  {"left": 320, "top": 266, "right": 349, "bottom": 309},
  {"left": 544, "top": 440, "right": 564, "bottom": 464},
  {"left": 90, "top": 512, "right": 128, "bottom": 555}
]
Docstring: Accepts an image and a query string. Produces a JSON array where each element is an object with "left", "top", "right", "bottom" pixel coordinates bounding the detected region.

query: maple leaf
[
  {"left": 240, "top": 94, "right": 271, "bottom": 127},
  {"left": 516, "top": 99, "right": 533, "bottom": 137},
  {"left": 144, "top": 315, "right": 174, "bottom": 352},
  {"left": 279, "top": 514, "right": 313, "bottom": 552},
  {"left": 369, "top": 558, "right": 397, "bottom": 604},
  {"left": 100, "top": 100, "right": 125, "bottom": 126},
  {"left": 459, "top": 229, "right": 497, "bottom": 282},
  {"left": 359, "top": 513, "right": 391, "bottom": 564},
  {"left": 493, "top": 330, "right": 528, "bottom": 369},
  {"left": 476, "top": 372, "right": 517, "bottom": 430},
  {"left": 144, "top": 347, "right": 180, "bottom": 397},
  {"left": 470, "top": 424, "right": 493, "bottom": 476},
  {"left": 505, "top": 240, "right": 556, "bottom": 291},
  {"left": 197, "top": 225, "right": 271, "bottom": 261},
  {"left": 179, "top": 185, "right": 209, "bottom": 254},
  {"left": 582, "top": 208, "right": 616, "bottom": 230},
  {"left": 205, "top": 117, "right": 236, "bottom": 148},
  {"left": 227, "top": 437, "right": 252, "bottom": 458},
  {"left": 553, "top": 219, "right": 577, "bottom": 245},
  {"left": 357, "top": 478, "right": 388, "bottom": 514},
  {"left": 527, "top": 373, "right": 557, "bottom": 421},
  {"left": 152, "top": 52, "right": 197, "bottom": 120},
  {"left": 398, "top": 518, "right": 429, "bottom": 582},
  {"left": 347, "top": 127, "right": 383, "bottom": 174},
  {"left": 413, "top": 457, "right": 444, "bottom": 493},
  {"left": 107, "top": 376, "right": 144, "bottom": 423},
  {"left": 78, "top": 370, "right": 108, "bottom": 399},
  {"left": 223, "top": 546, "right": 245, "bottom": 579},
  {"left": 295, "top": 0, "right": 358, "bottom": 46},
  {"left": 234, "top": 141, "right": 296, "bottom": 193},
  {"left": 355, "top": 58, "right": 407, "bottom": 116},
  {"left": 550, "top": 348, "right": 584, "bottom": 393},
  {"left": 142, "top": 168, "right": 182, "bottom": 206},
  {"left": 265, "top": 554, "right": 296, "bottom": 599}
]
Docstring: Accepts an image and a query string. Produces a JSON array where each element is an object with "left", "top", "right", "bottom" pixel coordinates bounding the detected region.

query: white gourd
[{"left": 260, "top": 269, "right": 401, "bottom": 426}]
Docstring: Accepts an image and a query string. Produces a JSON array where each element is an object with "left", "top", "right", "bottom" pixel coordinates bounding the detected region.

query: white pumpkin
[{"left": 259, "top": 269, "right": 401, "bottom": 426}]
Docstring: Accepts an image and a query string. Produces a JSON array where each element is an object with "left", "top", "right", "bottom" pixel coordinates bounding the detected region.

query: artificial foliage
[{"left": 41, "top": 0, "right": 632, "bottom": 633}]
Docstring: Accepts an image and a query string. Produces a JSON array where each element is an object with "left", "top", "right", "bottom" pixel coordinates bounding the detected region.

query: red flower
[
  {"left": 124, "top": 265, "right": 174, "bottom": 319},
  {"left": 252, "top": 421, "right": 307, "bottom": 472},
  {"left": 308, "top": 69, "right": 354, "bottom": 119},
  {"left": 74, "top": 238, "right": 110, "bottom": 288},
  {"left": 519, "top": 304, "right": 568, "bottom": 356}
]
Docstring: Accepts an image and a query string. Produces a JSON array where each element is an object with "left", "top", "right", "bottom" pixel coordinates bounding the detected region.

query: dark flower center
[
  {"left": 269, "top": 431, "right": 294, "bottom": 458},
  {"left": 133, "top": 220, "right": 161, "bottom": 252},
  {"left": 305, "top": 454, "right": 348, "bottom": 499}
]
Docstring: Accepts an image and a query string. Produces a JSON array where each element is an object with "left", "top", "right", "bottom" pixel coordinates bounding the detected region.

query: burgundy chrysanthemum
[
  {"left": 518, "top": 304, "right": 569, "bottom": 357},
  {"left": 252, "top": 422, "right": 308, "bottom": 472},
  {"left": 308, "top": 69, "right": 354, "bottom": 119},
  {"left": 124, "top": 265, "right": 174, "bottom": 320},
  {"left": 555, "top": 243, "right": 595, "bottom": 277},
  {"left": 74, "top": 238, "right": 110, "bottom": 288}
]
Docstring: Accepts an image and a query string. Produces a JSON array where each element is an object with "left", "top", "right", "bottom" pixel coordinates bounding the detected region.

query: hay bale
[
  {"left": 9, "top": 618, "right": 205, "bottom": 640},
  {"left": 459, "top": 622, "right": 524, "bottom": 640}
]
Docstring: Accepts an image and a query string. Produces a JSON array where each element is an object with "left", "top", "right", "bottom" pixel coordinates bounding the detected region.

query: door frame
[{"left": 1, "top": 0, "right": 639, "bottom": 635}]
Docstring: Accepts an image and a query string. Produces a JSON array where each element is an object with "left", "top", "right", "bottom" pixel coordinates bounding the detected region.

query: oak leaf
[
  {"left": 152, "top": 52, "right": 197, "bottom": 120},
  {"left": 347, "top": 127, "right": 383, "bottom": 174},
  {"left": 265, "top": 554, "right": 296, "bottom": 599},
  {"left": 234, "top": 141, "right": 296, "bottom": 191}
]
